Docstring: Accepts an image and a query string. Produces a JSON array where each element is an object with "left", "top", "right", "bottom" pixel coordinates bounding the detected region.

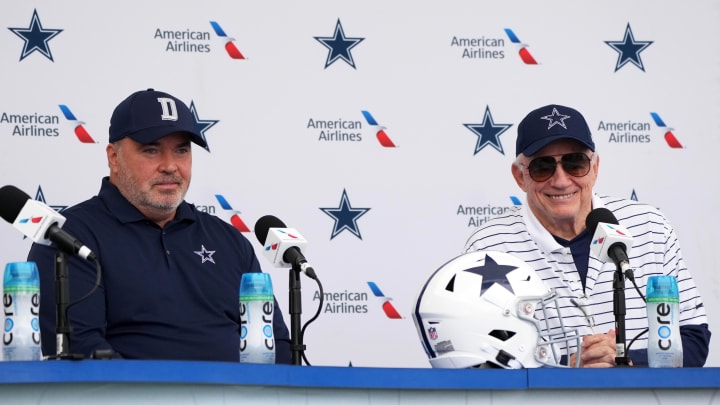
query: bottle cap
[
  {"left": 646, "top": 275, "right": 679, "bottom": 302},
  {"left": 239, "top": 272, "right": 274, "bottom": 300},
  {"left": 3, "top": 262, "right": 40, "bottom": 292}
]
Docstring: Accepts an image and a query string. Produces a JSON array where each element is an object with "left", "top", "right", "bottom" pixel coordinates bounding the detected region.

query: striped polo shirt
[{"left": 462, "top": 193, "right": 708, "bottom": 357}]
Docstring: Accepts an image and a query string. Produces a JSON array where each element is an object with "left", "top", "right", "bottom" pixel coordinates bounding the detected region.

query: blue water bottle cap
[
  {"left": 3, "top": 262, "right": 40, "bottom": 292},
  {"left": 646, "top": 275, "right": 679, "bottom": 302},
  {"left": 239, "top": 273, "right": 274, "bottom": 300}
]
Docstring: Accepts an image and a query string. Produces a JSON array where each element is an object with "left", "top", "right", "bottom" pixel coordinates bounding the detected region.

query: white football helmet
[{"left": 412, "top": 251, "right": 582, "bottom": 369}]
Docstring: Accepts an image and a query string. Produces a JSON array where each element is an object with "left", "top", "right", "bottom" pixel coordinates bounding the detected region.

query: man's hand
[{"left": 569, "top": 329, "right": 617, "bottom": 368}]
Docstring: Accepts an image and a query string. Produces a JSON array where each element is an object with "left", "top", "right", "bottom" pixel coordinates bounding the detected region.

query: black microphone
[
  {"left": 585, "top": 209, "right": 636, "bottom": 366},
  {"left": 585, "top": 207, "right": 632, "bottom": 271},
  {"left": 0, "top": 185, "right": 96, "bottom": 261},
  {"left": 254, "top": 215, "right": 316, "bottom": 279}
]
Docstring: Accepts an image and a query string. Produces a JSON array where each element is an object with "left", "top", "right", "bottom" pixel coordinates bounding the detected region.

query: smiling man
[
  {"left": 462, "top": 104, "right": 710, "bottom": 368},
  {"left": 27, "top": 89, "right": 291, "bottom": 362}
]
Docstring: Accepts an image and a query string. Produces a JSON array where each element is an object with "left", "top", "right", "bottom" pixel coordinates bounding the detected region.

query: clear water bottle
[
  {"left": 646, "top": 275, "right": 683, "bottom": 368},
  {"left": 239, "top": 272, "right": 275, "bottom": 364},
  {"left": 3, "top": 262, "right": 41, "bottom": 361}
]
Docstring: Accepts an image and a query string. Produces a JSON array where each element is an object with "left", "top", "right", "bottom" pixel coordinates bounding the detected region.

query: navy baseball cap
[
  {"left": 109, "top": 88, "right": 207, "bottom": 148},
  {"left": 515, "top": 104, "right": 594, "bottom": 156}
]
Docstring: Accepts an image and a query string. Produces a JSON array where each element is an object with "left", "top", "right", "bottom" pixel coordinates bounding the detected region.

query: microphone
[
  {"left": 0, "top": 185, "right": 96, "bottom": 261},
  {"left": 586, "top": 208, "right": 633, "bottom": 272},
  {"left": 254, "top": 215, "right": 316, "bottom": 279}
]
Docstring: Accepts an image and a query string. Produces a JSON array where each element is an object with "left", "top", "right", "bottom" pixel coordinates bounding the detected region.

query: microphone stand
[
  {"left": 613, "top": 262, "right": 630, "bottom": 366},
  {"left": 53, "top": 250, "right": 73, "bottom": 359},
  {"left": 289, "top": 263, "right": 305, "bottom": 365}
]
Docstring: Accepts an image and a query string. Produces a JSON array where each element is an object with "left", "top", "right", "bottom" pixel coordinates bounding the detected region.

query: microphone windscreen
[
  {"left": 0, "top": 185, "right": 31, "bottom": 223},
  {"left": 585, "top": 207, "right": 619, "bottom": 236},
  {"left": 254, "top": 215, "right": 287, "bottom": 245}
]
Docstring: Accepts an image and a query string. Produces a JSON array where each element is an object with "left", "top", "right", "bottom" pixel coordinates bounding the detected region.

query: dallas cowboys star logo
[
  {"left": 189, "top": 101, "right": 218, "bottom": 153},
  {"left": 35, "top": 186, "right": 67, "bottom": 213},
  {"left": 8, "top": 9, "right": 63, "bottom": 62},
  {"left": 194, "top": 245, "right": 216, "bottom": 264},
  {"left": 540, "top": 107, "right": 571, "bottom": 130},
  {"left": 320, "top": 189, "right": 371, "bottom": 240},
  {"left": 463, "top": 106, "right": 512, "bottom": 155},
  {"left": 630, "top": 189, "right": 639, "bottom": 202},
  {"left": 314, "top": 19, "right": 365, "bottom": 69},
  {"left": 604, "top": 23, "right": 653, "bottom": 72},
  {"left": 462, "top": 254, "right": 519, "bottom": 295}
]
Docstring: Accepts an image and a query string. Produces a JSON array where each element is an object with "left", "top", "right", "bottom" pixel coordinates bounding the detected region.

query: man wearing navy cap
[
  {"left": 463, "top": 104, "right": 710, "bottom": 367},
  {"left": 28, "top": 89, "right": 292, "bottom": 362}
]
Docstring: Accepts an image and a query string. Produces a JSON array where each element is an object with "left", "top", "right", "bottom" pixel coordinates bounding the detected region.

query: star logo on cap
[
  {"left": 8, "top": 9, "right": 63, "bottom": 62},
  {"left": 314, "top": 19, "right": 365, "bottom": 69},
  {"left": 320, "top": 189, "right": 370, "bottom": 240},
  {"left": 463, "top": 106, "right": 512, "bottom": 155},
  {"left": 604, "top": 23, "right": 653, "bottom": 72},
  {"left": 194, "top": 245, "right": 216, "bottom": 264},
  {"left": 189, "top": 101, "right": 218, "bottom": 153},
  {"left": 540, "top": 107, "right": 571, "bottom": 130}
]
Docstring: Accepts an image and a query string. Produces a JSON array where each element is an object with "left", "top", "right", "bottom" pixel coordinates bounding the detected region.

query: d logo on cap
[{"left": 157, "top": 97, "right": 179, "bottom": 122}]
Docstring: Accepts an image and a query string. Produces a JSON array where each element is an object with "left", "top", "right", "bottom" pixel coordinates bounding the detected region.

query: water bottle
[
  {"left": 646, "top": 275, "right": 683, "bottom": 368},
  {"left": 3, "top": 262, "right": 41, "bottom": 361},
  {"left": 239, "top": 272, "right": 275, "bottom": 364}
]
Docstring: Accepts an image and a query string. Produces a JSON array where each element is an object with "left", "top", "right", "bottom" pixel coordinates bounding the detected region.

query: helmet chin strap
[
  {"left": 478, "top": 342, "right": 523, "bottom": 369},
  {"left": 495, "top": 349, "right": 523, "bottom": 369}
]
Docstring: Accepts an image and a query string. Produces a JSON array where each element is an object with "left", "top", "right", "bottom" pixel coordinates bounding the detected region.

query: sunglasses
[{"left": 519, "top": 153, "right": 593, "bottom": 182}]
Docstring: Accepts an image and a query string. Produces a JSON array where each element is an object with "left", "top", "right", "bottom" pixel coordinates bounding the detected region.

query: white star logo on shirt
[{"left": 194, "top": 245, "right": 216, "bottom": 264}]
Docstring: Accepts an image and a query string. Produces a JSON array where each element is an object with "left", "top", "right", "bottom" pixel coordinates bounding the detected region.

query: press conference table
[{"left": 0, "top": 361, "right": 718, "bottom": 404}]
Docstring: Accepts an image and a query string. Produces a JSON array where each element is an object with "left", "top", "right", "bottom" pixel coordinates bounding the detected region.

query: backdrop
[{"left": 1, "top": 0, "right": 718, "bottom": 368}]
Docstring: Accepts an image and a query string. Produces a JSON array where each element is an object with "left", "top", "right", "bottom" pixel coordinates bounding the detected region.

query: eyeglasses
[{"left": 519, "top": 153, "right": 593, "bottom": 182}]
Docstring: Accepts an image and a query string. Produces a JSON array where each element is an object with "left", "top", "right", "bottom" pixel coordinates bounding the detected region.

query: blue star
[
  {"left": 8, "top": 9, "right": 63, "bottom": 62},
  {"left": 320, "top": 189, "right": 371, "bottom": 240},
  {"left": 463, "top": 106, "right": 512, "bottom": 155},
  {"left": 314, "top": 19, "right": 365, "bottom": 69},
  {"left": 194, "top": 245, "right": 216, "bottom": 264},
  {"left": 462, "top": 253, "right": 519, "bottom": 295},
  {"left": 35, "top": 186, "right": 67, "bottom": 213},
  {"left": 604, "top": 23, "right": 653, "bottom": 72},
  {"left": 189, "top": 101, "right": 218, "bottom": 153},
  {"left": 540, "top": 107, "right": 571, "bottom": 130},
  {"left": 630, "top": 189, "right": 639, "bottom": 202}
]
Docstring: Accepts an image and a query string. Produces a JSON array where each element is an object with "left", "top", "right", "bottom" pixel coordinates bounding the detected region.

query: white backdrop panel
[{"left": 1, "top": 0, "right": 718, "bottom": 368}]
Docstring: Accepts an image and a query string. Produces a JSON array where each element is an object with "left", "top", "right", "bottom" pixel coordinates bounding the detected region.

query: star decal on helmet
[{"left": 462, "top": 253, "right": 519, "bottom": 295}]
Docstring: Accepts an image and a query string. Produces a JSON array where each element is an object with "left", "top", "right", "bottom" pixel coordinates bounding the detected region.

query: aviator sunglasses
[{"left": 519, "top": 152, "right": 593, "bottom": 182}]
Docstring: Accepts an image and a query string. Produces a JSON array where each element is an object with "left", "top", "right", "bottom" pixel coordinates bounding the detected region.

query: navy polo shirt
[{"left": 28, "top": 177, "right": 291, "bottom": 362}]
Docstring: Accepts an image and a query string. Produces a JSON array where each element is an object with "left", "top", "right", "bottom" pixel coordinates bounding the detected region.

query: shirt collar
[{"left": 523, "top": 193, "right": 605, "bottom": 253}]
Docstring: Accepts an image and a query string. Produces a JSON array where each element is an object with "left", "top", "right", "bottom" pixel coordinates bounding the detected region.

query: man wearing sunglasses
[{"left": 463, "top": 104, "right": 710, "bottom": 368}]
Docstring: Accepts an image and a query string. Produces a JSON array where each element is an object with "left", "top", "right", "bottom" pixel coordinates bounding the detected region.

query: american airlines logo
[
  {"left": 58, "top": 104, "right": 96, "bottom": 143},
  {"left": 18, "top": 216, "right": 43, "bottom": 224},
  {"left": 209, "top": 21, "right": 245, "bottom": 59},
  {"left": 263, "top": 230, "right": 299, "bottom": 253},
  {"left": 504, "top": 28, "right": 538, "bottom": 64},
  {"left": 367, "top": 282, "right": 402, "bottom": 319},
  {"left": 361, "top": 110, "right": 397, "bottom": 148},
  {"left": 214, "top": 194, "right": 250, "bottom": 232},
  {"left": 650, "top": 112, "right": 684, "bottom": 149}
]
